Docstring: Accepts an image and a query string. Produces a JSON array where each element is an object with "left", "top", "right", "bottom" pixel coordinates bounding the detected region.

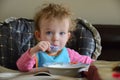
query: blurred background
[{"left": 0, "top": 0, "right": 120, "bottom": 24}]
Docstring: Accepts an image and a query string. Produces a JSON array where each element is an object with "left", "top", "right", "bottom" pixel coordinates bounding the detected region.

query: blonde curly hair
[{"left": 34, "top": 3, "right": 76, "bottom": 32}]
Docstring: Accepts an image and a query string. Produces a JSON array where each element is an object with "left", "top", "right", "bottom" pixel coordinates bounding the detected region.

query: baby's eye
[
  {"left": 60, "top": 32, "right": 65, "bottom": 35},
  {"left": 46, "top": 31, "right": 52, "bottom": 35}
]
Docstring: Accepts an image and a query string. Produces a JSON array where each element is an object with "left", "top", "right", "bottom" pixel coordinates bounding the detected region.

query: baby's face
[{"left": 38, "top": 18, "right": 70, "bottom": 50}]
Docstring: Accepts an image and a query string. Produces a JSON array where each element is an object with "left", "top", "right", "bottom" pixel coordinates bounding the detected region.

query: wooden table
[
  {"left": 93, "top": 60, "right": 120, "bottom": 80},
  {"left": 0, "top": 60, "right": 120, "bottom": 80}
]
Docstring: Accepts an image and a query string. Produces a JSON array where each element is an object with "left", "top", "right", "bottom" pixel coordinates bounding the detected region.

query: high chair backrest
[
  {"left": 67, "top": 19, "right": 102, "bottom": 59},
  {"left": 0, "top": 18, "right": 101, "bottom": 70},
  {"left": 0, "top": 18, "right": 36, "bottom": 70}
]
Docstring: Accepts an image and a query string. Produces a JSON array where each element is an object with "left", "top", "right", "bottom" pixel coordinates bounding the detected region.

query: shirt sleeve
[
  {"left": 16, "top": 49, "right": 36, "bottom": 72},
  {"left": 67, "top": 48, "right": 94, "bottom": 64}
]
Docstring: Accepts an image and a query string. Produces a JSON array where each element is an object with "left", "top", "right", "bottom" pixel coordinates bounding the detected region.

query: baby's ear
[
  {"left": 34, "top": 31, "right": 41, "bottom": 41},
  {"left": 68, "top": 32, "right": 71, "bottom": 39}
]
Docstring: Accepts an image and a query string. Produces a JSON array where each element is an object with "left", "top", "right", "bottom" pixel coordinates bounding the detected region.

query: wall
[{"left": 0, "top": 0, "right": 120, "bottom": 24}]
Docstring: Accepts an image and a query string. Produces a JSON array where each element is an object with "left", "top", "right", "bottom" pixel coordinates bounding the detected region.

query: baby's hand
[
  {"left": 36, "top": 41, "right": 50, "bottom": 52},
  {"left": 30, "top": 41, "right": 50, "bottom": 55}
]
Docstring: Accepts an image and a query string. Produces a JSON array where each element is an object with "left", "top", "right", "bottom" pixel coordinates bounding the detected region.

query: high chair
[{"left": 0, "top": 18, "right": 102, "bottom": 70}]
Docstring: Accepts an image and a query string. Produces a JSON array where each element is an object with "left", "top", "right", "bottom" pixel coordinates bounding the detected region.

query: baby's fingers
[{"left": 38, "top": 41, "right": 50, "bottom": 51}]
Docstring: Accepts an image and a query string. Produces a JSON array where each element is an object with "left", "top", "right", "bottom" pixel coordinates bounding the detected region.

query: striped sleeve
[
  {"left": 16, "top": 49, "right": 36, "bottom": 72},
  {"left": 67, "top": 48, "right": 94, "bottom": 64}
]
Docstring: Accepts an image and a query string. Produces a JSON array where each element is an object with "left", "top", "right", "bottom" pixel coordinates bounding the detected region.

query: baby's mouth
[{"left": 49, "top": 45, "right": 60, "bottom": 52}]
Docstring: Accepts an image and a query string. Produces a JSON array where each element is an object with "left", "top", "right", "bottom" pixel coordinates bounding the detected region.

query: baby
[{"left": 17, "top": 3, "right": 94, "bottom": 72}]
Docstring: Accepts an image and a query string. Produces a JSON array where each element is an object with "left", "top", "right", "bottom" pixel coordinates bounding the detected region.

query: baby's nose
[{"left": 52, "top": 34, "right": 59, "bottom": 41}]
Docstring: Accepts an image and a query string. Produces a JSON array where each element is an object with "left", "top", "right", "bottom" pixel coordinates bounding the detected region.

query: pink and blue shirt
[{"left": 17, "top": 47, "right": 93, "bottom": 71}]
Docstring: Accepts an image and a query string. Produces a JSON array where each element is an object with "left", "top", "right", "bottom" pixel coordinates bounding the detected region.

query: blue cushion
[
  {"left": 0, "top": 18, "right": 36, "bottom": 69},
  {"left": 67, "top": 19, "right": 95, "bottom": 57}
]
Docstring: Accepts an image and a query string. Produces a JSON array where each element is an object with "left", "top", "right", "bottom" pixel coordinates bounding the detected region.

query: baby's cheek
[{"left": 61, "top": 40, "right": 67, "bottom": 45}]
